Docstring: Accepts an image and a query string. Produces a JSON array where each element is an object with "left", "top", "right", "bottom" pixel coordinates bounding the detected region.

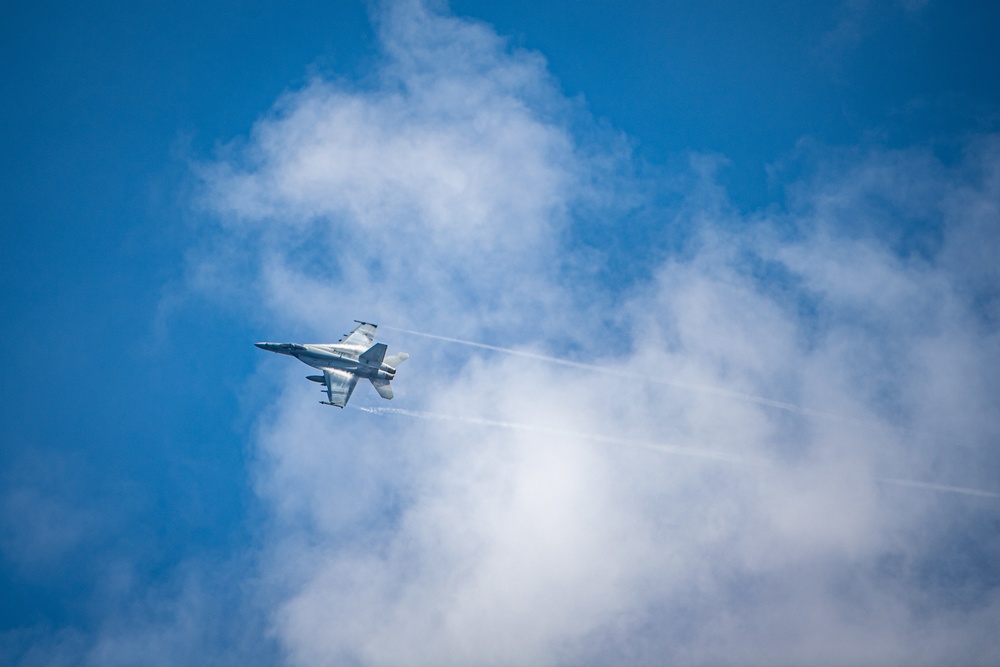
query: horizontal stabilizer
[{"left": 371, "top": 378, "right": 394, "bottom": 400}]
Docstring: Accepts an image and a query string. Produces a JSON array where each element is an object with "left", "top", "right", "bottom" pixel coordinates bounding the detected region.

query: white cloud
[
  {"left": 197, "top": 0, "right": 590, "bottom": 342},
  {"left": 193, "top": 2, "right": 1000, "bottom": 665}
]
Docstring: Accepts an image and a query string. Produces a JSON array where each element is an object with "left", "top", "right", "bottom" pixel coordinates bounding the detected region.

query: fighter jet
[{"left": 255, "top": 321, "right": 408, "bottom": 407}]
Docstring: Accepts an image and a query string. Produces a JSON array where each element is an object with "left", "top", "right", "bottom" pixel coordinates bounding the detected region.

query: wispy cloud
[
  {"left": 196, "top": 0, "right": 598, "bottom": 343},
  {"left": 186, "top": 1, "right": 1000, "bottom": 665}
]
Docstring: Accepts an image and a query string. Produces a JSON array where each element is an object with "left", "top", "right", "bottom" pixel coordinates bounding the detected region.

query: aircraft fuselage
[{"left": 254, "top": 342, "right": 397, "bottom": 381}]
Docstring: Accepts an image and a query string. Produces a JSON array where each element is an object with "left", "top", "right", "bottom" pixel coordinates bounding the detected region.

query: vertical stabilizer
[
  {"left": 359, "top": 343, "right": 388, "bottom": 366},
  {"left": 383, "top": 352, "right": 409, "bottom": 368}
]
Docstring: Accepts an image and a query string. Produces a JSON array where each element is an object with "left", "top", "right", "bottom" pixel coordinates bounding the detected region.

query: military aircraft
[{"left": 255, "top": 321, "right": 409, "bottom": 407}]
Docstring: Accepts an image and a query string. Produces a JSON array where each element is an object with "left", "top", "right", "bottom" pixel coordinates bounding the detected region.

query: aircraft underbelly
[{"left": 299, "top": 354, "right": 358, "bottom": 373}]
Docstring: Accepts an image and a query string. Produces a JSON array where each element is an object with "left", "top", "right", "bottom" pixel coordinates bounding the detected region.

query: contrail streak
[
  {"left": 876, "top": 477, "right": 1000, "bottom": 499},
  {"left": 354, "top": 405, "right": 1000, "bottom": 500},
  {"left": 381, "top": 325, "right": 854, "bottom": 422},
  {"left": 352, "top": 405, "right": 766, "bottom": 465}
]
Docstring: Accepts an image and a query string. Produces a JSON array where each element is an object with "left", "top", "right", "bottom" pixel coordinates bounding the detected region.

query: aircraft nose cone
[{"left": 255, "top": 342, "right": 301, "bottom": 355}]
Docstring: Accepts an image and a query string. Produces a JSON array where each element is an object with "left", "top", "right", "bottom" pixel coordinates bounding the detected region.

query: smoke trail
[
  {"left": 354, "top": 405, "right": 1000, "bottom": 499},
  {"left": 381, "top": 325, "right": 857, "bottom": 422}
]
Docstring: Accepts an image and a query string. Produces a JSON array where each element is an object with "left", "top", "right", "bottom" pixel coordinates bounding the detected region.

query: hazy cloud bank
[{"left": 195, "top": 2, "right": 1000, "bottom": 665}]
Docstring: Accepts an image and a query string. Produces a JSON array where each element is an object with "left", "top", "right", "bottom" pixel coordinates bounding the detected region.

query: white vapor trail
[
  {"left": 352, "top": 405, "right": 765, "bottom": 465},
  {"left": 354, "top": 405, "right": 1000, "bottom": 500},
  {"left": 876, "top": 477, "right": 1000, "bottom": 499},
  {"left": 381, "top": 326, "right": 860, "bottom": 422}
]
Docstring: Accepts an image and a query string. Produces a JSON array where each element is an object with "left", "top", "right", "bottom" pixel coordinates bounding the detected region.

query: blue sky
[{"left": 2, "top": 1, "right": 1000, "bottom": 664}]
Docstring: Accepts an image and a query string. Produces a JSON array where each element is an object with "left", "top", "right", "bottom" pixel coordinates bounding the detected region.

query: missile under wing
[{"left": 255, "top": 321, "right": 409, "bottom": 408}]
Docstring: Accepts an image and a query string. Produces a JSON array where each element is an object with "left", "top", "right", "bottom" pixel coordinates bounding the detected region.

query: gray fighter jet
[{"left": 255, "top": 321, "right": 409, "bottom": 407}]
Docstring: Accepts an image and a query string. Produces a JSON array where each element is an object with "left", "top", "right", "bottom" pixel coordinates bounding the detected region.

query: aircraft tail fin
[
  {"left": 383, "top": 352, "right": 409, "bottom": 368},
  {"left": 370, "top": 378, "right": 394, "bottom": 400},
  {"left": 359, "top": 343, "right": 387, "bottom": 366}
]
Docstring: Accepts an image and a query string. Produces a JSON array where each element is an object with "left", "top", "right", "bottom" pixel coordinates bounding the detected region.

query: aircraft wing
[
  {"left": 321, "top": 368, "right": 360, "bottom": 408},
  {"left": 338, "top": 321, "right": 378, "bottom": 347}
]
